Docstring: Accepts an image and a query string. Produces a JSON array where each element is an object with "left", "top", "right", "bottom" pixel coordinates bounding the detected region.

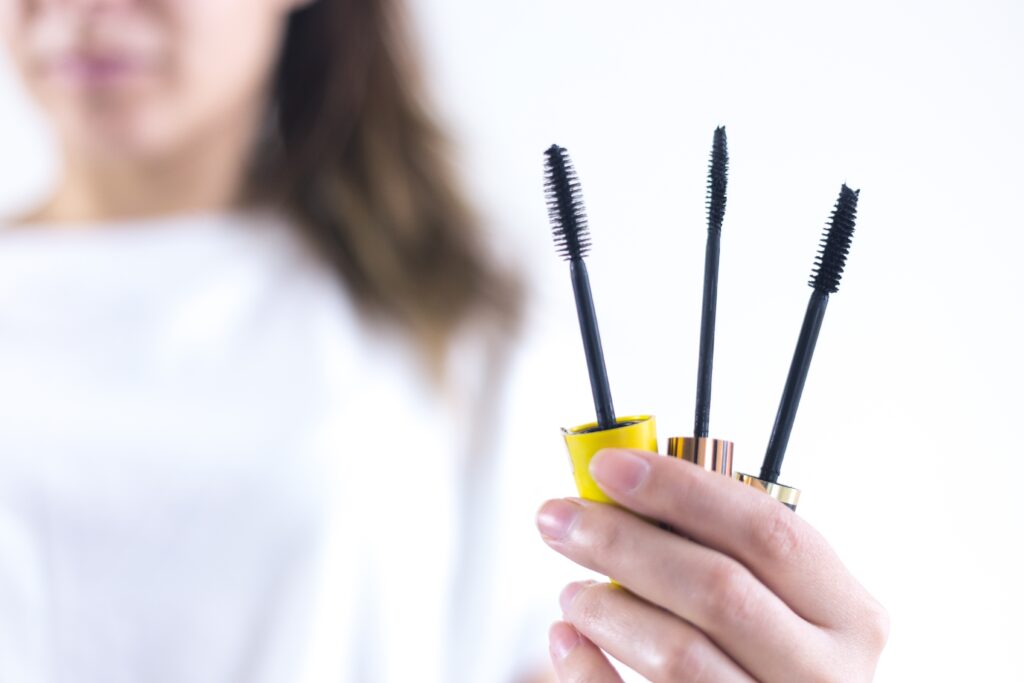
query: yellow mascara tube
[{"left": 562, "top": 416, "right": 658, "bottom": 503}]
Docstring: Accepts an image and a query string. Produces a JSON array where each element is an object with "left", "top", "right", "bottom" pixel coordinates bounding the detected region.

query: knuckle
[
  {"left": 586, "top": 510, "right": 627, "bottom": 558},
  {"left": 655, "top": 639, "right": 709, "bottom": 683},
  {"left": 666, "top": 456, "right": 701, "bottom": 497},
  {"left": 706, "top": 560, "right": 757, "bottom": 625},
  {"left": 862, "top": 600, "right": 891, "bottom": 650},
  {"left": 570, "top": 584, "right": 606, "bottom": 626},
  {"left": 656, "top": 465, "right": 698, "bottom": 532},
  {"left": 751, "top": 502, "right": 802, "bottom": 562}
]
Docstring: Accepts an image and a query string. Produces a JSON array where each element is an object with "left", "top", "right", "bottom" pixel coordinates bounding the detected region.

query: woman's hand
[{"left": 536, "top": 448, "right": 889, "bottom": 682}]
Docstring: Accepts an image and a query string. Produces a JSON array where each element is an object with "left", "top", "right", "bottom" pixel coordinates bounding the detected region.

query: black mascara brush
[
  {"left": 552, "top": 145, "right": 659, "bottom": 513},
  {"left": 694, "top": 126, "right": 728, "bottom": 439},
  {"left": 667, "top": 128, "right": 734, "bottom": 475},
  {"left": 751, "top": 184, "right": 860, "bottom": 503},
  {"left": 544, "top": 145, "right": 616, "bottom": 431}
]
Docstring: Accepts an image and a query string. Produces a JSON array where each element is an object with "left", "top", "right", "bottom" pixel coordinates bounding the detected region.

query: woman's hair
[{"left": 250, "top": 0, "right": 520, "bottom": 357}]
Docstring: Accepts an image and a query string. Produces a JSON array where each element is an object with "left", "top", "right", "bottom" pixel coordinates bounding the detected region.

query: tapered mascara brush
[
  {"left": 666, "top": 128, "right": 734, "bottom": 475},
  {"left": 759, "top": 184, "right": 860, "bottom": 485},
  {"left": 544, "top": 144, "right": 616, "bottom": 430},
  {"left": 694, "top": 126, "right": 728, "bottom": 439}
]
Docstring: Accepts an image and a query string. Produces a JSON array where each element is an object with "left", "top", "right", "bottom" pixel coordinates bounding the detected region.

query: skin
[
  {"left": 538, "top": 449, "right": 889, "bottom": 682},
  {"left": 0, "top": 0, "right": 308, "bottom": 223}
]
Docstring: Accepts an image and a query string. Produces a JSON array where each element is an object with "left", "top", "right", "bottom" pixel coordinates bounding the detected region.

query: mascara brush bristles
[
  {"left": 707, "top": 127, "right": 729, "bottom": 234},
  {"left": 760, "top": 184, "right": 860, "bottom": 483},
  {"left": 694, "top": 126, "right": 729, "bottom": 438},
  {"left": 810, "top": 184, "right": 859, "bottom": 294},
  {"left": 544, "top": 145, "right": 591, "bottom": 261},
  {"left": 543, "top": 144, "right": 616, "bottom": 430}
]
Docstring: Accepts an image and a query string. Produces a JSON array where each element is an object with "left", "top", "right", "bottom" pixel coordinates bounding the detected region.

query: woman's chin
[{"left": 55, "top": 107, "right": 190, "bottom": 165}]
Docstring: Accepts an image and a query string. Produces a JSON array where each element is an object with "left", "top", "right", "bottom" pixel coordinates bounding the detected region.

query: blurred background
[{"left": 2, "top": 0, "right": 1022, "bottom": 680}]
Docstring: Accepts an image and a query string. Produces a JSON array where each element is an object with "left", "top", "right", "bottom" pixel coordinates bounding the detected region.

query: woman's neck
[{"left": 31, "top": 115, "right": 259, "bottom": 225}]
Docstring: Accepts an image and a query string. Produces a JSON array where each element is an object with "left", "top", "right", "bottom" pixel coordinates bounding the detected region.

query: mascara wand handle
[
  {"left": 694, "top": 228, "right": 722, "bottom": 439},
  {"left": 570, "top": 259, "right": 616, "bottom": 430},
  {"left": 761, "top": 290, "right": 829, "bottom": 483}
]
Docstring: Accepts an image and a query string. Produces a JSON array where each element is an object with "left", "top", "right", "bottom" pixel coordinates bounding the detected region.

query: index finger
[{"left": 588, "top": 448, "right": 876, "bottom": 628}]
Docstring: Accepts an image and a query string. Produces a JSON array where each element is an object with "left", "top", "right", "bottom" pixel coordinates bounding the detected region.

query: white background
[{"left": 2, "top": 0, "right": 1022, "bottom": 680}]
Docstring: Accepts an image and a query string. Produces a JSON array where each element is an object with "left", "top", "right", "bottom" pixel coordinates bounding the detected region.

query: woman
[{"left": 0, "top": 0, "right": 887, "bottom": 681}]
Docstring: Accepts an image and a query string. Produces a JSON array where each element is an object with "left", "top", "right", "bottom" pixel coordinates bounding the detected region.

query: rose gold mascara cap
[{"left": 666, "top": 436, "right": 734, "bottom": 475}]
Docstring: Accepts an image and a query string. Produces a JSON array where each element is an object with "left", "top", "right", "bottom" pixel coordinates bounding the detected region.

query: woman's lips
[{"left": 46, "top": 53, "right": 154, "bottom": 87}]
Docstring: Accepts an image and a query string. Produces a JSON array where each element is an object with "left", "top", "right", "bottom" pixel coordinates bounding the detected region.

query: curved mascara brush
[{"left": 759, "top": 184, "right": 859, "bottom": 484}]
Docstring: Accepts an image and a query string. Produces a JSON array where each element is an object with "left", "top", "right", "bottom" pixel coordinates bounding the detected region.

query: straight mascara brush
[
  {"left": 738, "top": 184, "right": 859, "bottom": 510},
  {"left": 694, "top": 126, "right": 728, "bottom": 439},
  {"left": 544, "top": 144, "right": 616, "bottom": 430},
  {"left": 667, "top": 127, "right": 733, "bottom": 475}
]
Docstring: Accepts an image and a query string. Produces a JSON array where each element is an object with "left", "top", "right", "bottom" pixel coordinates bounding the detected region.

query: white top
[{"left": 0, "top": 211, "right": 565, "bottom": 683}]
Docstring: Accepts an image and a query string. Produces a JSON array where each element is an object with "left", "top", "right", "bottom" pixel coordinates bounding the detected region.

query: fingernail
[
  {"left": 536, "top": 499, "right": 582, "bottom": 541},
  {"left": 590, "top": 449, "right": 650, "bottom": 494},
  {"left": 559, "top": 581, "right": 592, "bottom": 614},
  {"left": 549, "top": 621, "right": 581, "bottom": 661}
]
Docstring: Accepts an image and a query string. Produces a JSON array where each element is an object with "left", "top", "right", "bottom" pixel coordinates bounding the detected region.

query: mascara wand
[
  {"left": 544, "top": 145, "right": 616, "bottom": 431},
  {"left": 695, "top": 126, "right": 728, "bottom": 439},
  {"left": 551, "top": 144, "right": 659, "bottom": 512},
  {"left": 738, "top": 184, "right": 860, "bottom": 509},
  {"left": 667, "top": 127, "right": 734, "bottom": 475}
]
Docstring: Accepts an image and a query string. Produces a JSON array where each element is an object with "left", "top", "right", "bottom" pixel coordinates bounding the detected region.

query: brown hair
[{"left": 250, "top": 0, "right": 520, "bottom": 358}]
